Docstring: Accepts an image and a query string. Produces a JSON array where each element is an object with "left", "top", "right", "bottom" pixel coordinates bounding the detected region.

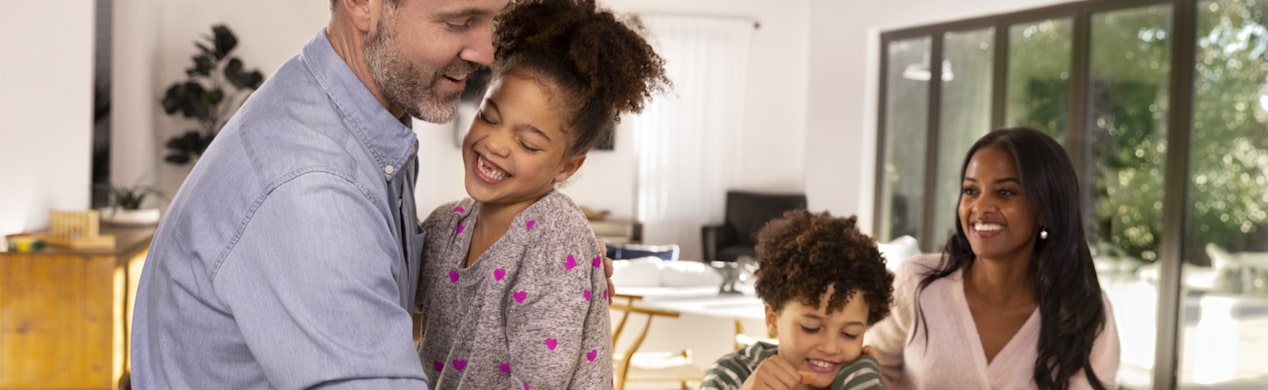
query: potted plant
[
  {"left": 97, "top": 182, "right": 165, "bottom": 226},
  {"left": 161, "top": 24, "right": 265, "bottom": 165}
]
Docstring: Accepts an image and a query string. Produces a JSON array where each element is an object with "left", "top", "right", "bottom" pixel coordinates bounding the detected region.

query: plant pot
[{"left": 98, "top": 207, "right": 161, "bottom": 226}]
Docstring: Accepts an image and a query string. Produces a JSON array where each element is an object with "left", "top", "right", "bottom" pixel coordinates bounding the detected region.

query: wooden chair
[{"left": 610, "top": 294, "right": 705, "bottom": 390}]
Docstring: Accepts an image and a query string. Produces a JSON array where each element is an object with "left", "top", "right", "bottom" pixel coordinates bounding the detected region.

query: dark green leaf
[
  {"left": 212, "top": 25, "right": 238, "bottom": 60},
  {"left": 186, "top": 53, "right": 213, "bottom": 77},
  {"left": 224, "top": 58, "right": 265, "bottom": 90}
]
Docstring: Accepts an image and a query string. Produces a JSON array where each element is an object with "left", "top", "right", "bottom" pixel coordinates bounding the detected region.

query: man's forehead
[{"left": 417, "top": 0, "right": 509, "bottom": 15}]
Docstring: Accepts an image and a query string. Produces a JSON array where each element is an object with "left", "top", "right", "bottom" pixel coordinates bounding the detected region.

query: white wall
[
  {"left": 804, "top": 0, "right": 1067, "bottom": 234},
  {"left": 559, "top": 0, "right": 811, "bottom": 222},
  {"left": 0, "top": 2, "right": 96, "bottom": 236}
]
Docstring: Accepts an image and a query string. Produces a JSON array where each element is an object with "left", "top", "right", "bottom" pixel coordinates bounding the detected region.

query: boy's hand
[{"left": 739, "top": 356, "right": 815, "bottom": 389}]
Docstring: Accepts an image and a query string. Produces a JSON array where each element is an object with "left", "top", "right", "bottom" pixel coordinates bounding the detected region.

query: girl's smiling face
[
  {"left": 766, "top": 286, "right": 870, "bottom": 389},
  {"left": 462, "top": 73, "right": 584, "bottom": 208}
]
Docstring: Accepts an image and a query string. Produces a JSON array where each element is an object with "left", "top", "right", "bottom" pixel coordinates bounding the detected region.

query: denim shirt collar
[{"left": 302, "top": 28, "right": 418, "bottom": 178}]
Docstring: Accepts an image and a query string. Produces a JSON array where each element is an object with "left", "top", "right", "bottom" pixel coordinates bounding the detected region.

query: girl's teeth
[{"left": 478, "top": 156, "right": 507, "bottom": 180}]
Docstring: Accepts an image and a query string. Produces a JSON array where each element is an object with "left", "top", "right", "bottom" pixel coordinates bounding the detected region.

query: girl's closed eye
[
  {"left": 800, "top": 324, "right": 822, "bottom": 334},
  {"left": 477, "top": 108, "right": 499, "bottom": 125},
  {"left": 519, "top": 140, "right": 542, "bottom": 152}
]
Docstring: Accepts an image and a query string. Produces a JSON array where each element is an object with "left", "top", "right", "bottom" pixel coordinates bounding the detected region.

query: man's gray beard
[{"left": 364, "top": 20, "right": 461, "bottom": 123}]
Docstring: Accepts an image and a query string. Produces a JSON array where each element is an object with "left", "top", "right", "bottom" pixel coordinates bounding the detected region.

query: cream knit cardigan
[{"left": 867, "top": 254, "right": 1120, "bottom": 389}]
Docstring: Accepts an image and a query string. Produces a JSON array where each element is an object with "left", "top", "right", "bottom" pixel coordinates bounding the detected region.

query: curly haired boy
[{"left": 701, "top": 210, "right": 895, "bottom": 390}]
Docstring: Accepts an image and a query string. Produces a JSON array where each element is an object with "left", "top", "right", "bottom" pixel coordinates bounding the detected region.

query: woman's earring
[{"left": 1039, "top": 227, "right": 1049, "bottom": 240}]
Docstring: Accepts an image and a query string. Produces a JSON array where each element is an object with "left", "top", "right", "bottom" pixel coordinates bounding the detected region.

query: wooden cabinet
[
  {"left": 0, "top": 226, "right": 152, "bottom": 390},
  {"left": 590, "top": 219, "right": 642, "bottom": 245}
]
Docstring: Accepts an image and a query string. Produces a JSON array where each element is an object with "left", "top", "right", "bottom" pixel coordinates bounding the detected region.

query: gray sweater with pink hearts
[{"left": 416, "top": 191, "right": 613, "bottom": 389}]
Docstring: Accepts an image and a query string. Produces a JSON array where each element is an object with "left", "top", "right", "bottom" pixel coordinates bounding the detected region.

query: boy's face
[{"left": 765, "top": 286, "right": 870, "bottom": 389}]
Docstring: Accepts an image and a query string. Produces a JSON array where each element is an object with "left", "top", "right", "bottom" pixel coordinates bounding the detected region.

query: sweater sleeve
[
  {"left": 834, "top": 354, "right": 884, "bottom": 390},
  {"left": 503, "top": 207, "right": 611, "bottom": 389},
  {"left": 866, "top": 255, "right": 927, "bottom": 389},
  {"left": 699, "top": 342, "right": 765, "bottom": 390},
  {"left": 1070, "top": 293, "right": 1121, "bottom": 389}
]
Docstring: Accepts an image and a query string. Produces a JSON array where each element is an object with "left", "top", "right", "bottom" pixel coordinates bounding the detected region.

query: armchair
[{"left": 701, "top": 191, "right": 808, "bottom": 262}]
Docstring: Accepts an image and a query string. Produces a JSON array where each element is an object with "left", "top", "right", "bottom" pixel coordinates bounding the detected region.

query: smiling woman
[{"left": 867, "top": 128, "right": 1120, "bottom": 390}]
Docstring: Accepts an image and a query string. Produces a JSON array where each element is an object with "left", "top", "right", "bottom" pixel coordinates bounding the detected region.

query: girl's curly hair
[
  {"left": 754, "top": 210, "right": 895, "bottom": 325},
  {"left": 492, "top": 0, "right": 670, "bottom": 156}
]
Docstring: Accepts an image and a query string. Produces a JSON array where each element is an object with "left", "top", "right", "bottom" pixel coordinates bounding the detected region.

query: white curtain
[{"left": 633, "top": 15, "right": 754, "bottom": 260}]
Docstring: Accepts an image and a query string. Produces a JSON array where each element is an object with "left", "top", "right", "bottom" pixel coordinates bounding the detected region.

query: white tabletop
[{"left": 616, "top": 285, "right": 766, "bottom": 320}]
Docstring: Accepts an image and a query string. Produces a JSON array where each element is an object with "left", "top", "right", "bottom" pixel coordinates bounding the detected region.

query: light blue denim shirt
[{"left": 131, "top": 30, "right": 428, "bottom": 389}]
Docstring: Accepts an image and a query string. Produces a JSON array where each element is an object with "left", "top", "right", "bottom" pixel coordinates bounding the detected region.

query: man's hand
[
  {"left": 739, "top": 356, "right": 815, "bottom": 390},
  {"left": 598, "top": 239, "right": 615, "bottom": 301}
]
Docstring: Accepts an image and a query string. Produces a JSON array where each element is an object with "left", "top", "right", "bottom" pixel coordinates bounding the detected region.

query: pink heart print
[
  {"left": 433, "top": 360, "right": 443, "bottom": 372},
  {"left": 592, "top": 256, "right": 601, "bottom": 268},
  {"left": 583, "top": 289, "right": 591, "bottom": 301},
  {"left": 565, "top": 255, "right": 577, "bottom": 270},
  {"left": 452, "top": 360, "right": 467, "bottom": 371},
  {"left": 586, "top": 349, "right": 598, "bottom": 362},
  {"left": 523, "top": 382, "right": 530, "bottom": 390},
  {"left": 494, "top": 268, "right": 506, "bottom": 281},
  {"left": 452, "top": 205, "right": 465, "bottom": 213},
  {"left": 514, "top": 290, "right": 527, "bottom": 303},
  {"left": 545, "top": 338, "right": 558, "bottom": 351},
  {"left": 526, "top": 220, "right": 536, "bottom": 231},
  {"left": 449, "top": 269, "right": 459, "bottom": 283},
  {"left": 456, "top": 223, "right": 464, "bottom": 235},
  {"left": 499, "top": 363, "right": 511, "bottom": 373}
]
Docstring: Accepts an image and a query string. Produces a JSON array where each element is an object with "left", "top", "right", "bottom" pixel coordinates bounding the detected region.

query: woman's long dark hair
[{"left": 911, "top": 127, "right": 1108, "bottom": 389}]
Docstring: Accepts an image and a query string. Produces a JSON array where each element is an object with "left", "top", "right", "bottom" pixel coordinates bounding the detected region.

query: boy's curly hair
[
  {"left": 754, "top": 210, "right": 895, "bottom": 325},
  {"left": 493, "top": 0, "right": 670, "bottom": 156}
]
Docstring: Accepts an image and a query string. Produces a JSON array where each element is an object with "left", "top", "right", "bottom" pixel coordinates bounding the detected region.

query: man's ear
[
  {"left": 340, "top": 0, "right": 378, "bottom": 33},
  {"left": 554, "top": 154, "right": 587, "bottom": 183}
]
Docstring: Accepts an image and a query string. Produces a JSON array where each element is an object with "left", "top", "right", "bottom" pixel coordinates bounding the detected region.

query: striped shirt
[{"left": 700, "top": 341, "right": 884, "bottom": 390}]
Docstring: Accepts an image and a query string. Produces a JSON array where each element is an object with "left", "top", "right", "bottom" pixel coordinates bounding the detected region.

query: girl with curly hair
[
  {"left": 701, "top": 210, "right": 895, "bottom": 390},
  {"left": 413, "top": 0, "right": 669, "bottom": 388},
  {"left": 867, "top": 127, "right": 1120, "bottom": 389}
]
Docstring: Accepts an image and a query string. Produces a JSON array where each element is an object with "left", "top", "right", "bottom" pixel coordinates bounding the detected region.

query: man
[{"left": 131, "top": 0, "right": 506, "bottom": 388}]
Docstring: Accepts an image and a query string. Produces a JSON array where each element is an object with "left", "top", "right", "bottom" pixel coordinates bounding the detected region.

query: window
[{"left": 876, "top": 0, "right": 1268, "bottom": 388}]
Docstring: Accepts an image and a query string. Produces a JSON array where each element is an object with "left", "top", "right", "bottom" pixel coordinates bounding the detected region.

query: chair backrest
[
  {"left": 607, "top": 243, "right": 680, "bottom": 261},
  {"left": 724, "top": 191, "right": 807, "bottom": 245}
]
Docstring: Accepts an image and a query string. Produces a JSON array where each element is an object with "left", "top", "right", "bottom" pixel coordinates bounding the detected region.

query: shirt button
[
  {"left": 384, "top": 165, "right": 395, "bottom": 175},
  {"left": 409, "top": 146, "right": 417, "bottom": 155},
  {"left": 398, "top": 198, "right": 403, "bottom": 208}
]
